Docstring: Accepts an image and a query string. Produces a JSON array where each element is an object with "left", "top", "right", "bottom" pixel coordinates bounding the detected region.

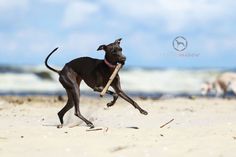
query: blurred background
[{"left": 0, "top": 0, "right": 235, "bottom": 97}]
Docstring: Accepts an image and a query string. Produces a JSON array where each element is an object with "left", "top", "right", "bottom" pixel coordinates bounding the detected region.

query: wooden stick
[
  {"left": 160, "top": 118, "right": 174, "bottom": 128},
  {"left": 86, "top": 128, "right": 103, "bottom": 132},
  {"left": 100, "top": 63, "right": 122, "bottom": 97}
]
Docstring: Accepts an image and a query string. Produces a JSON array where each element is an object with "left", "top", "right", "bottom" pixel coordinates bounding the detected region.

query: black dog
[{"left": 45, "top": 38, "right": 148, "bottom": 128}]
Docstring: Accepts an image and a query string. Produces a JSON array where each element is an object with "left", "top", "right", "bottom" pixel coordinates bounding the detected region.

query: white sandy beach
[{"left": 0, "top": 96, "right": 236, "bottom": 157}]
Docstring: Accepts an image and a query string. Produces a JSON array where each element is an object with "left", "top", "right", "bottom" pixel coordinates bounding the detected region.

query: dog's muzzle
[{"left": 118, "top": 56, "right": 126, "bottom": 65}]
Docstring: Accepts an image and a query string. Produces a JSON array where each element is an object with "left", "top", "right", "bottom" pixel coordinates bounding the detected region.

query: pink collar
[{"left": 104, "top": 58, "right": 116, "bottom": 68}]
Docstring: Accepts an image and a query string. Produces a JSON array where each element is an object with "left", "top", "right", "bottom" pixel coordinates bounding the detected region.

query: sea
[{"left": 0, "top": 65, "right": 235, "bottom": 98}]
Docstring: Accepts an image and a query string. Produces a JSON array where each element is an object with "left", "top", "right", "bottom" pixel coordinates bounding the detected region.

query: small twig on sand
[
  {"left": 126, "top": 126, "right": 139, "bottom": 129},
  {"left": 86, "top": 128, "right": 103, "bottom": 132},
  {"left": 105, "top": 127, "right": 109, "bottom": 132},
  {"left": 160, "top": 118, "right": 174, "bottom": 128},
  {"left": 110, "top": 146, "right": 129, "bottom": 152},
  {"left": 0, "top": 137, "right": 7, "bottom": 140},
  {"left": 42, "top": 124, "right": 59, "bottom": 127}
]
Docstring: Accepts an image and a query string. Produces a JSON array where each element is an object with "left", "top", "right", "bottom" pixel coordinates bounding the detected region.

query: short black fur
[{"left": 45, "top": 38, "right": 148, "bottom": 128}]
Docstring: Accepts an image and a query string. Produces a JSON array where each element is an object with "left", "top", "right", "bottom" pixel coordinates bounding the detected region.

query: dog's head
[
  {"left": 201, "top": 81, "right": 214, "bottom": 96},
  {"left": 97, "top": 38, "right": 126, "bottom": 65}
]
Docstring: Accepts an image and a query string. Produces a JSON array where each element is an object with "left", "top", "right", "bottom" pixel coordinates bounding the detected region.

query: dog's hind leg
[
  {"left": 71, "top": 76, "right": 94, "bottom": 128},
  {"left": 57, "top": 89, "right": 74, "bottom": 128},
  {"left": 59, "top": 67, "right": 94, "bottom": 128},
  {"left": 73, "top": 87, "right": 94, "bottom": 128},
  {"left": 57, "top": 74, "right": 75, "bottom": 128}
]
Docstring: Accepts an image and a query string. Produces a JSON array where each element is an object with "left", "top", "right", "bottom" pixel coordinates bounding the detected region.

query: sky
[{"left": 0, "top": 0, "right": 236, "bottom": 68}]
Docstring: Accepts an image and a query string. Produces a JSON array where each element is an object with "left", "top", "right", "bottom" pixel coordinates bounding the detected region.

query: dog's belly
[{"left": 82, "top": 72, "right": 108, "bottom": 89}]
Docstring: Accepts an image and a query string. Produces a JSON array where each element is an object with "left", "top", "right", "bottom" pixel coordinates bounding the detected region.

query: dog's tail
[{"left": 45, "top": 47, "right": 60, "bottom": 73}]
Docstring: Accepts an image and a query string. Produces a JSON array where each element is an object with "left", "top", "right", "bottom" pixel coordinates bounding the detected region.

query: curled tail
[{"left": 45, "top": 47, "right": 60, "bottom": 73}]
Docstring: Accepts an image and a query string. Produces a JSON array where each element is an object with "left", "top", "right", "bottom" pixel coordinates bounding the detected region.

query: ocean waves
[{"left": 0, "top": 65, "right": 231, "bottom": 96}]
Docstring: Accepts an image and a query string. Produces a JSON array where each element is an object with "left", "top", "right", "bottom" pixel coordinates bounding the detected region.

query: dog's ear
[
  {"left": 115, "top": 38, "right": 122, "bottom": 44},
  {"left": 97, "top": 45, "right": 106, "bottom": 51}
]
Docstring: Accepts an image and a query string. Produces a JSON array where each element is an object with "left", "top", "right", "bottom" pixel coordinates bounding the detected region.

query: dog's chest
[{"left": 94, "top": 67, "right": 112, "bottom": 85}]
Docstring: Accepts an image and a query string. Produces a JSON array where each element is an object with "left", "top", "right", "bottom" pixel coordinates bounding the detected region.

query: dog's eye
[
  {"left": 111, "top": 49, "right": 116, "bottom": 54},
  {"left": 112, "top": 51, "right": 117, "bottom": 55}
]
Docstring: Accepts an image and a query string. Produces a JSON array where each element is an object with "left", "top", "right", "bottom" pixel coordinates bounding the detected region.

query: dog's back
[
  {"left": 67, "top": 57, "right": 102, "bottom": 75},
  {"left": 65, "top": 57, "right": 112, "bottom": 89}
]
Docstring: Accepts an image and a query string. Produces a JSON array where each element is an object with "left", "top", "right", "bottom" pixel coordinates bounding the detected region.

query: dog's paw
[
  {"left": 57, "top": 124, "right": 63, "bottom": 129},
  {"left": 87, "top": 123, "right": 95, "bottom": 129},
  {"left": 106, "top": 102, "right": 114, "bottom": 107},
  {"left": 140, "top": 109, "right": 148, "bottom": 115}
]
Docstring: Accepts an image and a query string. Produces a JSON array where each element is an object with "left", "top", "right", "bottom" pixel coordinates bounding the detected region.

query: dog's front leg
[
  {"left": 117, "top": 90, "right": 148, "bottom": 115},
  {"left": 111, "top": 78, "right": 148, "bottom": 115},
  {"left": 105, "top": 91, "right": 118, "bottom": 107},
  {"left": 94, "top": 87, "right": 118, "bottom": 107}
]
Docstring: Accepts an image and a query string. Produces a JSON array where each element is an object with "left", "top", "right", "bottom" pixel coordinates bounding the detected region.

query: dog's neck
[{"left": 104, "top": 58, "right": 116, "bottom": 68}]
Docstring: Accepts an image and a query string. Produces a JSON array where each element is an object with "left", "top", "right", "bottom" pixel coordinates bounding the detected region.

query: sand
[{"left": 0, "top": 96, "right": 236, "bottom": 157}]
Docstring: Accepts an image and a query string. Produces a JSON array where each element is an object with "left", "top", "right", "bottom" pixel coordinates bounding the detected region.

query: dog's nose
[{"left": 121, "top": 56, "right": 126, "bottom": 61}]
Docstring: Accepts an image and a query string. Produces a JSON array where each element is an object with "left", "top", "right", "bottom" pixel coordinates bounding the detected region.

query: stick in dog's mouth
[{"left": 100, "top": 63, "right": 123, "bottom": 97}]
